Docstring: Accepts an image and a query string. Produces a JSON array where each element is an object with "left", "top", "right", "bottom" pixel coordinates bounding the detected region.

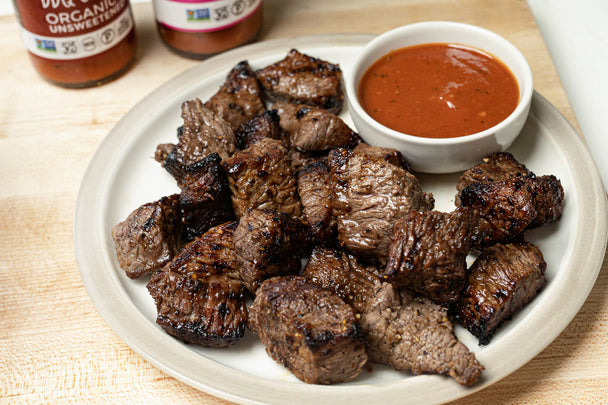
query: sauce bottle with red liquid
[
  {"left": 13, "top": 0, "right": 137, "bottom": 88},
  {"left": 153, "top": 0, "right": 263, "bottom": 59}
]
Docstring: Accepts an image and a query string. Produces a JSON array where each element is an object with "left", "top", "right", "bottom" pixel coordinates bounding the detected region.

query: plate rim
[{"left": 74, "top": 33, "right": 608, "bottom": 405}]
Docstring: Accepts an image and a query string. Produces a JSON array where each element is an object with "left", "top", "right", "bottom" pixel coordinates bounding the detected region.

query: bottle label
[
  {"left": 18, "top": 7, "right": 133, "bottom": 60},
  {"left": 153, "top": 0, "right": 262, "bottom": 33}
]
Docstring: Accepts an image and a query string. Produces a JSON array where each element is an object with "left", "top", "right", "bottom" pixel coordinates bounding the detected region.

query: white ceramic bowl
[{"left": 345, "top": 21, "right": 533, "bottom": 173}]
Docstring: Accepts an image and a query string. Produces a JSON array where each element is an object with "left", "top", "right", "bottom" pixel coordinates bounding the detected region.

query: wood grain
[{"left": 1, "top": 1, "right": 605, "bottom": 404}]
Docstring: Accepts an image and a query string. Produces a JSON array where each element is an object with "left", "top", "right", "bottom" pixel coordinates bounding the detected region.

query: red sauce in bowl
[{"left": 358, "top": 43, "right": 519, "bottom": 138}]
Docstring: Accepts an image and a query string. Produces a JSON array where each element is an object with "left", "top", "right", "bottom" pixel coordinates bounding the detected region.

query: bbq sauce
[
  {"left": 153, "top": 0, "right": 263, "bottom": 59},
  {"left": 358, "top": 43, "right": 519, "bottom": 139},
  {"left": 13, "top": 0, "right": 137, "bottom": 88}
]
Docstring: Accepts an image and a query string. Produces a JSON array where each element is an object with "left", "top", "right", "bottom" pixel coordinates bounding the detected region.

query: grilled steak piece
[
  {"left": 302, "top": 246, "right": 382, "bottom": 314},
  {"left": 164, "top": 221, "right": 240, "bottom": 281},
  {"left": 156, "top": 99, "right": 237, "bottom": 183},
  {"left": 353, "top": 143, "right": 412, "bottom": 172},
  {"left": 249, "top": 276, "right": 368, "bottom": 384},
  {"left": 273, "top": 101, "right": 360, "bottom": 152},
  {"left": 154, "top": 127, "right": 184, "bottom": 172},
  {"left": 178, "top": 153, "right": 236, "bottom": 240},
  {"left": 204, "top": 60, "right": 266, "bottom": 130},
  {"left": 234, "top": 109, "right": 288, "bottom": 150},
  {"left": 456, "top": 152, "right": 564, "bottom": 232},
  {"left": 458, "top": 178, "right": 537, "bottom": 247},
  {"left": 256, "top": 49, "right": 344, "bottom": 114},
  {"left": 303, "top": 247, "right": 483, "bottom": 385},
  {"left": 112, "top": 194, "right": 183, "bottom": 279},
  {"left": 297, "top": 160, "right": 337, "bottom": 245},
  {"left": 328, "top": 147, "right": 434, "bottom": 265},
  {"left": 233, "top": 209, "right": 310, "bottom": 292},
  {"left": 147, "top": 270, "right": 248, "bottom": 348},
  {"left": 383, "top": 208, "right": 483, "bottom": 305},
  {"left": 455, "top": 152, "right": 531, "bottom": 205},
  {"left": 526, "top": 174, "right": 564, "bottom": 228},
  {"left": 289, "top": 149, "right": 327, "bottom": 173},
  {"left": 361, "top": 283, "right": 483, "bottom": 386},
  {"left": 456, "top": 241, "right": 547, "bottom": 345},
  {"left": 154, "top": 142, "right": 176, "bottom": 169},
  {"left": 223, "top": 138, "right": 302, "bottom": 218}
]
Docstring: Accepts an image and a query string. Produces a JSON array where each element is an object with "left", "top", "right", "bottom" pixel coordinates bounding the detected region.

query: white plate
[{"left": 74, "top": 34, "right": 608, "bottom": 405}]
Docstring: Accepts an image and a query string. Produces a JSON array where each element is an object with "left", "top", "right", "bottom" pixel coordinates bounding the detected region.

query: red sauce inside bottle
[
  {"left": 153, "top": 0, "right": 263, "bottom": 59},
  {"left": 358, "top": 43, "right": 519, "bottom": 138},
  {"left": 13, "top": 0, "right": 136, "bottom": 88}
]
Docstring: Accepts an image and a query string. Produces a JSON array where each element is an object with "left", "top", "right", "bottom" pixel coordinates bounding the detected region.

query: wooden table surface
[{"left": 2, "top": 1, "right": 607, "bottom": 403}]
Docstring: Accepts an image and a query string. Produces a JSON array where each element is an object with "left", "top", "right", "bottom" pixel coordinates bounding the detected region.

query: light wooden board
[{"left": 1, "top": 1, "right": 605, "bottom": 404}]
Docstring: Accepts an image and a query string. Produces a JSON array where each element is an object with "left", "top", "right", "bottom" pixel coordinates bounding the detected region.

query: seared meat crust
[
  {"left": 178, "top": 153, "right": 236, "bottom": 240},
  {"left": 204, "top": 60, "right": 266, "bottom": 130},
  {"left": 234, "top": 109, "right": 288, "bottom": 150},
  {"left": 459, "top": 178, "right": 537, "bottom": 246},
  {"left": 302, "top": 246, "right": 382, "bottom": 314},
  {"left": 163, "top": 221, "right": 240, "bottom": 281},
  {"left": 273, "top": 101, "right": 360, "bottom": 152},
  {"left": 455, "top": 152, "right": 531, "bottom": 206},
  {"left": 361, "top": 283, "right": 483, "bottom": 385},
  {"left": 456, "top": 241, "right": 547, "bottom": 345},
  {"left": 383, "top": 208, "right": 482, "bottom": 305},
  {"left": 297, "top": 160, "right": 336, "bottom": 245},
  {"left": 249, "top": 276, "right": 368, "bottom": 384},
  {"left": 224, "top": 138, "right": 302, "bottom": 218},
  {"left": 256, "top": 49, "right": 344, "bottom": 114},
  {"left": 456, "top": 152, "right": 564, "bottom": 241},
  {"left": 157, "top": 99, "right": 236, "bottom": 183},
  {"left": 526, "top": 175, "right": 564, "bottom": 228},
  {"left": 147, "top": 270, "right": 248, "bottom": 348},
  {"left": 303, "top": 247, "right": 483, "bottom": 385},
  {"left": 289, "top": 149, "right": 327, "bottom": 173},
  {"left": 112, "top": 194, "right": 183, "bottom": 279},
  {"left": 233, "top": 209, "right": 310, "bottom": 292},
  {"left": 329, "top": 147, "right": 434, "bottom": 265},
  {"left": 353, "top": 143, "right": 412, "bottom": 172}
]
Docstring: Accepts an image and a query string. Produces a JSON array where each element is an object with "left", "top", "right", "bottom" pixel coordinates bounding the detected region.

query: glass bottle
[
  {"left": 13, "top": 0, "right": 137, "bottom": 88},
  {"left": 153, "top": 0, "right": 263, "bottom": 59}
]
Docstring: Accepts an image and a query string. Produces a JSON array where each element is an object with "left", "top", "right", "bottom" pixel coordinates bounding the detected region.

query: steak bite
[
  {"left": 154, "top": 142, "right": 176, "bottom": 173},
  {"left": 147, "top": 270, "right": 248, "bottom": 348},
  {"left": 204, "top": 60, "right": 266, "bottom": 130},
  {"left": 353, "top": 143, "right": 412, "bottom": 172},
  {"left": 361, "top": 283, "right": 483, "bottom": 386},
  {"left": 156, "top": 99, "right": 237, "bottom": 183},
  {"left": 249, "top": 276, "right": 368, "bottom": 384},
  {"left": 456, "top": 241, "right": 547, "bottom": 345},
  {"left": 256, "top": 49, "right": 344, "bottom": 114},
  {"left": 303, "top": 246, "right": 382, "bottom": 314},
  {"left": 303, "top": 247, "right": 483, "bottom": 385},
  {"left": 455, "top": 152, "right": 531, "bottom": 205},
  {"left": 328, "top": 147, "right": 434, "bottom": 265},
  {"left": 178, "top": 153, "right": 236, "bottom": 241},
  {"left": 223, "top": 138, "right": 302, "bottom": 218},
  {"left": 273, "top": 101, "right": 360, "bottom": 152},
  {"left": 297, "top": 160, "right": 336, "bottom": 245},
  {"left": 383, "top": 208, "right": 483, "bottom": 306},
  {"left": 112, "top": 194, "right": 183, "bottom": 279},
  {"left": 526, "top": 174, "right": 565, "bottom": 228},
  {"left": 233, "top": 209, "right": 310, "bottom": 292},
  {"left": 289, "top": 149, "right": 327, "bottom": 173},
  {"left": 164, "top": 221, "right": 240, "bottom": 281},
  {"left": 456, "top": 152, "right": 564, "bottom": 236},
  {"left": 458, "top": 178, "right": 537, "bottom": 247},
  {"left": 234, "top": 109, "right": 288, "bottom": 150}
]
